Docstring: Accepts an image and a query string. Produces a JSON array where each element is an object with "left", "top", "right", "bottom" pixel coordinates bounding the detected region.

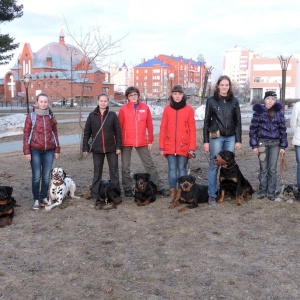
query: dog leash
[{"left": 279, "top": 152, "right": 288, "bottom": 184}]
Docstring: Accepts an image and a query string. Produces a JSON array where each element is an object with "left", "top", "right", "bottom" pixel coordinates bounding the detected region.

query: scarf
[
  {"left": 170, "top": 98, "right": 186, "bottom": 110},
  {"left": 35, "top": 108, "right": 50, "bottom": 116}
]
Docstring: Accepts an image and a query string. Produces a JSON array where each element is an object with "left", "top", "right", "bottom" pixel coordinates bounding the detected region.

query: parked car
[
  {"left": 109, "top": 100, "right": 123, "bottom": 107},
  {"left": 52, "top": 100, "right": 63, "bottom": 107}
]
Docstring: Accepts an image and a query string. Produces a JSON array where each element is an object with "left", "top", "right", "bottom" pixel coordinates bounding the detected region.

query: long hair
[{"left": 213, "top": 75, "right": 234, "bottom": 100}]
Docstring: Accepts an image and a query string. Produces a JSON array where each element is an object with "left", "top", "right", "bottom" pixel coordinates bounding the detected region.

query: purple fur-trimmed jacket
[{"left": 249, "top": 102, "right": 288, "bottom": 149}]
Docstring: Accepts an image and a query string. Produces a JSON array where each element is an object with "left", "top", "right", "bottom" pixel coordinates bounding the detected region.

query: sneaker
[
  {"left": 32, "top": 200, "right": 40, "bottom": 210},
  {"left": 257, "top": 194, "right": 265, "bottom": 199},
  {"left": 40, "top": 198, "right": 49, "bottom": 207},
  {"left": 157, "top": 188, "right": 170, "bottom": 197},
  {"left": 208, "top": 197, "right": 217, "bottom": 207},
  {"left": 124, "top": 189, "right": 134, "bottom": 197}
]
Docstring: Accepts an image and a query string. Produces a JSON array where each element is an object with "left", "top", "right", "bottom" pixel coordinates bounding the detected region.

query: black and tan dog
[
  {"left": 213, "top": 150, "right": 254, "bottom": 206},
  {"left": 0, "top": 186, "right": 18, "bottom": 228},
  {"left": 95, "top": 180, "right": 122, "bottom": 209},
  {"left": 169, "top": 175, "right": 209, "bottom": 212},
  {"left": 133, "top": 173, "right": 157, "bottom": 206}
]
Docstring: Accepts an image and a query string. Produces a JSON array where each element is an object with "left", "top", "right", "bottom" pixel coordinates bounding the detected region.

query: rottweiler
[
  {"left": 213, "top": 150, "right": 254, "bottom": 206},
  {"left": 95, "top": 180, "right": 122, "bottom": 209},
  {"left": 133, "top": 173, "right": 157, "bottom": 206},
  {"left": 0, "top": 186, "right": 18, "bottom": 228},
  {"left": 169, "top": 175, "right": 209, "bottom": 212}
]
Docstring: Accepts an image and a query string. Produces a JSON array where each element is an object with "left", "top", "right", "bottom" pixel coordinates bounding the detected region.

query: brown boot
[
  {"left": 169, "top": 188, "right": 177, "bottom": 203},
  {"left": 175, "top": 188, "right": 182, "bottom": 201}
]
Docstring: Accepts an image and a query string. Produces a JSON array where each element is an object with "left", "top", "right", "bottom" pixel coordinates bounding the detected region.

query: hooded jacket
[
  {"left": 118, "top": 100, "right": 154, "bottom": 147},
  {"left": 23, "top": 109, "right": 60, "bottom": 155},
  {"left": 290, "top": 101, "right": 300, "bottom": 146},
  {"left": 159, "top": 102, "right": 196, "bottom": 157},
  {"left": 82, "top": 106, "right": 122, "bottom": 153},
  {"left": 203, "top": 95, "right": 242, "bottom": 143},
  {"left": 249, "top": 102, "right": 287, "bottom": 149}
]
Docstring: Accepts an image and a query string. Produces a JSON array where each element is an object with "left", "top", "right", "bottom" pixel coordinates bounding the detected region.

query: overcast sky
[{"left": 0, "top": 0, "right": 299, "bottom": 80}]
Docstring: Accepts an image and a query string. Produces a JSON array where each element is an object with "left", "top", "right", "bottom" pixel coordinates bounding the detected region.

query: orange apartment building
[
  {"left": 133, "top": 54, "right": 206, "bottom": 99},
  {"left": 249, "top": 57, "right": 299, "bottom": 101},
  {"left": 0, "top": 31, "right": 114, "bottom": 106}
]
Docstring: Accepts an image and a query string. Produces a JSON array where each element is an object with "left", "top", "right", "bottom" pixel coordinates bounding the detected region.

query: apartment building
[
  {"left": 249, "top": 57, "right": 299, "bottom": 100},
  {"left": 133, "top": 55, "right": 205, "bottom": 98},
  {"left": 223, "top": 46, "right": 260, "bottom": 88}
]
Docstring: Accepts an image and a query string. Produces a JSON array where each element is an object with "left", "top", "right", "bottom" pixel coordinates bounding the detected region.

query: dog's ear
[
  {"left": 146, "top": 173, "right": 150, "bottom": 181},
  {"left": 63, "top": 170, "right": 66, "bottom": 179},
  {"left": 230, "top": 151, "right": 235, "bottom": 159},
  {"left": 134, "top": 174, "right": 138, "bottom": 181},
  {"left": 191, "top": 176, "right": 196, "bottom": 183},
  {"left": 177, "top": 176, "right": 183, "bottom": 184}
]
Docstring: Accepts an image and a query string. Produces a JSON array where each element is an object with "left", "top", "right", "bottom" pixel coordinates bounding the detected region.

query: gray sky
[{"left": 0, "top": 0, "right": 299, "bottom": 80}]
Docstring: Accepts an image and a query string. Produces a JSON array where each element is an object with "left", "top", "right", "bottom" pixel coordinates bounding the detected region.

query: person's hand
[
  {"left": 25, "top": 154, "right": 31, "bottom": 161},
  {"left": 54, "top": 153, "right": 60, "bottom": 159},
  {"left": 235, "top": 142, "right": 242, "bottom": 150},
  {"left": 116, "top": 149, "right": 121, "bottom": 155},
  {"left": 148, "top": 144, "right": 152, "bottom": 151},
  {"left": 160, "top": 150, "right": 164, "bottom": 156},
  {"left": 253, "top": 148, "right": 259, "bottom": 155},
  {"left": 203, "top": 143, "right": 210, "bottom": 152},
  {"left": 279, "top": 149, "right": 285, "bottom": 155},
  {"left": 83, "top": 151, "right": 89, "bottom": 157}
]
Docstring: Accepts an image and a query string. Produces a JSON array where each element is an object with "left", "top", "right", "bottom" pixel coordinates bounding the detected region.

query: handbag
[{"left": 88, "top": 112, "right": 110, "bottom": 153}]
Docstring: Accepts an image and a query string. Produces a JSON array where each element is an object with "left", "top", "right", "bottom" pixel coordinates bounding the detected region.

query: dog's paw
[
  {"left": 44, "top": 206, "right": 52, "bottom": 211},
  {"left": 287, "top": 199, "right": 294, "bottom": 204},
  {"left": 274, "top": 197, "right": 282, "bottom": 202}
]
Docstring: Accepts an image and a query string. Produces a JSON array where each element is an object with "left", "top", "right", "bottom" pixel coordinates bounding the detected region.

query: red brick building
[
  {"left": 0, "top": 31, "right": 114, "bottom": 106},
  {"left": 133, "top": 54, "right": 205, "bottom": 99}
]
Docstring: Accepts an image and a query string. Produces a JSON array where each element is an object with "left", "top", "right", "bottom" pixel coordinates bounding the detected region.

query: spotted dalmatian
[{"left": 46, "top": 167, "right": 79, "bottom": 211}]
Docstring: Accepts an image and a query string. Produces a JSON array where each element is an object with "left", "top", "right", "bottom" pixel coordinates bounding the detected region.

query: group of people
[{"left": 23, "top": 75, "right": 298, "bottom": 210}]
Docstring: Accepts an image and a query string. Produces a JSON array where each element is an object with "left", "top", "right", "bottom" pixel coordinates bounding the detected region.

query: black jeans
[{"left": 91, "top": 151, "right": 120, "bottom": 199}]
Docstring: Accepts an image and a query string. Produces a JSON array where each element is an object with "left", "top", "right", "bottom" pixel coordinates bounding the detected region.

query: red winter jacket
[
  {"left": 23, "top": 111, "right": 60, "bottom": 155},
  {"left": 159, "top": 104, "right": 196, "bottom": 157},
  {"left": 118, "top": 100, "right": 154, "bottom": 147}
]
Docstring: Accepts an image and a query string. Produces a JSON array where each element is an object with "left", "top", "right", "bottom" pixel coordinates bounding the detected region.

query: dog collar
[{"left": 53, "top": 179, "right": 65, "bottom": 186}]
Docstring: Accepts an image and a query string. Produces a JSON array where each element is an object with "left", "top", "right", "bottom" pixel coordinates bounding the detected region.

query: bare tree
[
  {"left": 64, "top": 22, "right": 127, "bottom": 158},
  {"left": 239, "top": 79, "right": 251, "bottom": 101}
]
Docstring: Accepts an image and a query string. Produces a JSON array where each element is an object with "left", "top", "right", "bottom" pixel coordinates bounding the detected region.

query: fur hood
[{"left": 253, "top": 102, "right": 282, "bottom": 114}]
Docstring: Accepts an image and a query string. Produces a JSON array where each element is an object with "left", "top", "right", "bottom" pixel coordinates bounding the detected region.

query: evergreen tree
[{"left": 0, "top": 0, "right": 23, "bottom": 65}]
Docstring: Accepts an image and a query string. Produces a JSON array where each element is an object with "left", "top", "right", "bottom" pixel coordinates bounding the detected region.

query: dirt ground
[{"left": 1, "top": 123, "right": 300, "bottom": 299}]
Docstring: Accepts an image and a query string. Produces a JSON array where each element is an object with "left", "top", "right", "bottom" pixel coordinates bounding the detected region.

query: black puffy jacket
[
  {"left": 83, "top": 106, "right": 122, "bottom": 153},
  {"left": 203, "top": 96, "right": 242, "bottom": 143}
]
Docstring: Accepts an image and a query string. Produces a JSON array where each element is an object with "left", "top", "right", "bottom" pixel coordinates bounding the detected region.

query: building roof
[
  {"left": 134, "top": 58, "right": 172, "bottom": 68},
  {"left": 161, "top": 54, "right": 205, "bottom": 66}
]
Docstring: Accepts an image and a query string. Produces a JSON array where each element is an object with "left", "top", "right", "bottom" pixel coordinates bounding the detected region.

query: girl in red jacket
[
  {"left": 23, "top": 93, "right": 60, "bottom": 210},
  {"left": 159, "top": 85, "right": 196, "bottom": 202}
]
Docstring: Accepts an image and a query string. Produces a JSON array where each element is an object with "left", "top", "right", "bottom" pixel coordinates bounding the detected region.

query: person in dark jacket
[
  {"left": 249, "top": 91, "right": 287, "bottom": 201},
  {"left": 23, "top": 93, "right": 60, "bottom": 210},
  {"left": 159, "top": 85, "right": 196, "bottom": 202},
  {"left": 203, "top": 75, "right": 242, "bottom": 207},
  {"left": 83, "top": 93, "right": 122, "bottom": 203}
]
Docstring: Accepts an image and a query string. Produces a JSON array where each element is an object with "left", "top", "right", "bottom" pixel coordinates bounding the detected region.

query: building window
[
  {"left": 153, "top": 76, "right": 160, "bottom": 80},
  {"left": 254, "top": 77, "right": 261, "bottom": 83},
  {"left": 85, "top": 86, "right": 92, "bottom": 91},
  {"left": 253, "top": 88, "right": 263, "bottom": 100},
  {"left": 136, "top": 76, "right": 139, "bottom": 80},
  {"left": 153, "top": 69, "right": 160, "bottom": 74},
  {"left": 144, "top": 70, "right": 147, "bottom": 73},
  {"left": 144, "top": 76, "right": 147, "bottom": 80}
]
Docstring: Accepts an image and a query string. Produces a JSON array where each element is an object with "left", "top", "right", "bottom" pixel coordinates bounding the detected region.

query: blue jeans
[
  {"left": 258, "top": 140, "right": 280, "bottom": 197},
  {"left": 30, "top": 148, "right": 55, "bottom": 200},
  {"left": 167, "top": 155, "right": 188, "bottom": 188},
  {"left": 295, "top": 145, "right": 300, "bottom": 189},
  {"left": 208, "top": 135, "right": 235, "bottom": 198}
]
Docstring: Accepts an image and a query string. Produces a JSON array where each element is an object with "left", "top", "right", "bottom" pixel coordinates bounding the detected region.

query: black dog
[
  {"left": 95, "top": 180, "right": 122, "bottom": 209},
  {"left": 213, "top": 150, "right": 254, "bottom": 206},
  {"left": 133, "top": 173, "right": 157, "bottom": 206},
  {"left": 0, "top": 186, "right": 17, "bottom": 228},
  {"left": 169, "top": 175, "right": 209, "bottom": 212}
]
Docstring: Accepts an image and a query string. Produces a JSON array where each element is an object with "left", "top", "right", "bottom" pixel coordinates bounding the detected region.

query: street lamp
[
  {"left": 169, "top": 72, "right": 174, "bottom": 94},
  {"left": 23, "top": 76, "right": 30, "bottom": 114},
  {"left": 278, "top": 53, "right": 292, "bottom": 113},
  {"left": 197, "top": 54, "right": 205, "bottom": 98},
  {"left": 67, "top": 47, "right": 78, "bottom": 107},
  {"left": 201, "top": 63, "right": 214, "bottom": 103}
]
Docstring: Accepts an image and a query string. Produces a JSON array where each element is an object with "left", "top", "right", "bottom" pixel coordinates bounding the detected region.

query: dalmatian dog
[
  {"left": 275, "top": 184, "right": 300, "bottom": 203},
  {"left": 45, "top": 167, "right": 79, "bottom": 211}
]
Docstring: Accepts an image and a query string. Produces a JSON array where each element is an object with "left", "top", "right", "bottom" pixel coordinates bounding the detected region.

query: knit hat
[{"left": 264, "top": 91, "right": 277, "bottom": 100}]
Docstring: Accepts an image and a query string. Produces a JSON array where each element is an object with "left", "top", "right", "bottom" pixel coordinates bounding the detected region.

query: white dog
[{"left": 45, "top": 167, "right": 79, "bottom": 211}]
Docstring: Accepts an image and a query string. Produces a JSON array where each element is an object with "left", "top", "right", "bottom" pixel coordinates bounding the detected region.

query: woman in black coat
[{"left": 83, "top": 93, "right": 122, "bottom": 202}]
